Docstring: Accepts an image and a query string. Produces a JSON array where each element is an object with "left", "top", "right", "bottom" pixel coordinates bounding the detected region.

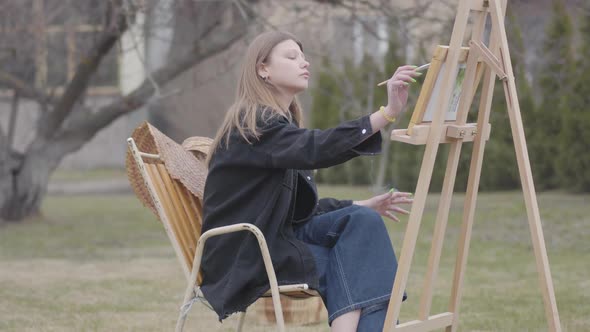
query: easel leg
[
  {"left": 488, "top": 1, "right": 562, "bottom": 329},
  {"left": 447, "top": 61, "right": 497, "bottom": 332},
  {"left": 501, "top": 74, "right": 562, "bottom": 332}
]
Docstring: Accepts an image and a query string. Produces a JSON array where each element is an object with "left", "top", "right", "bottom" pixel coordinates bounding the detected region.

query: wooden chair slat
[
  {"left": 159, "top": 165, "right": 199, "bottom": 266},
  {"left": 147, "top": 164, "right": 192, "bottom": 271},
  {"left": 189, "top": 191, "right": 204, "bottom": 229},
  {"left": 154, "top": 164, "right": 195, "bottom": 270},
  {"left": 172, "top": 180, "right": 200, "bottom": 243},
  {"left": 156, "top": 164, "right": 196, "bottom": 249},
  {"left": 172, "top": 183, "right": 205, "bottom": 285}
]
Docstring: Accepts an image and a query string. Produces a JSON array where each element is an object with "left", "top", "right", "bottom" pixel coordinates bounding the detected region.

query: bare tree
[{"left": 0, "top": 0, "right": 254, "bottom": 222}]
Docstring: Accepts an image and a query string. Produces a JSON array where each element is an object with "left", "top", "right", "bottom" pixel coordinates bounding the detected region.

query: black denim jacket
[{"left": 200, "top": 109, "right": 382, "bottom": 320}]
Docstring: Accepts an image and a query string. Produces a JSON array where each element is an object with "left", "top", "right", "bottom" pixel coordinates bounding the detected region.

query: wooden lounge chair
[{"left": 125, "top": 122, "right": 319, "bottom": 332}]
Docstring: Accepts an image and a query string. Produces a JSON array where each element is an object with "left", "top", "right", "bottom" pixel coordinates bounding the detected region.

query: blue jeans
[{"left": 293, "top": 205, "right": 406, "bottom": 331}]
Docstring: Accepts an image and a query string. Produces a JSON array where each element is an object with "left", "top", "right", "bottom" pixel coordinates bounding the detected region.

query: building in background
[{"left": 0, "top": 0, "right": 150, "bottom": 169}]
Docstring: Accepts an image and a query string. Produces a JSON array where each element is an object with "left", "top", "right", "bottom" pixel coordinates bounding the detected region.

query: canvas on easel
[
  {"left": 406, "top": 46, "right": 484, "bottom": 136},
  {"left": 382, "top": 0, "right": 562, "bottom": 331}
]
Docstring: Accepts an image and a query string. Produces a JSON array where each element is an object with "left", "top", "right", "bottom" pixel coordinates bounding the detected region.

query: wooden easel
[{"left": 382, "top": 0, "right": 562, "bottom": 331}]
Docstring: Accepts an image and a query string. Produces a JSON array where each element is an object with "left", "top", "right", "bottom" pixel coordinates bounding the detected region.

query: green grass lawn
[
  {"left": 50, "top": 168, "right": 128, "bottom": 183},
  {"left": 0, "top": 187, "right": 588, "bottom": 331}
]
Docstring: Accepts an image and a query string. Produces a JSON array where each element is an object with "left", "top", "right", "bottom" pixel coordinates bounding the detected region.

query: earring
[{"left": 262, "top": 76, "right": 269, "bottom": 82}]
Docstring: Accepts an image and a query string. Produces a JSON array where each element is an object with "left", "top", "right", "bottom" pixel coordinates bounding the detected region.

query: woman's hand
[
  {"left": 383, "top": 65, "right": 422, "bottom": 118},
  {"left": 353, "top": 189, "right": 413, "bottom": 222}
]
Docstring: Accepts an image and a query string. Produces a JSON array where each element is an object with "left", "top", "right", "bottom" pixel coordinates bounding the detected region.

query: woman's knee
[{"left": 351, "top": 206, "right": 387, "bottom": 231}]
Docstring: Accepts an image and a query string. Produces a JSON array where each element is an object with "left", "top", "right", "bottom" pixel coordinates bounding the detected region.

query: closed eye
[{"left": 286, "top": 49, "right": 304, "bottom": 60}]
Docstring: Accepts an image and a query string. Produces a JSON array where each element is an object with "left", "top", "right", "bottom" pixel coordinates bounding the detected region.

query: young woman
[{"left": 201, "top": 31, "right": 419, "bottom": 332}]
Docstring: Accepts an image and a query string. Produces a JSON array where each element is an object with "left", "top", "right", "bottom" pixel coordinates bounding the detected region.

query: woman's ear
[{"left": 257, "top": 63, "right": 269, "bottom": 80}]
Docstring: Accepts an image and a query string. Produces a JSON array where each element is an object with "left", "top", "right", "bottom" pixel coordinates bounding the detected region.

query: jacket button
[
  {"left": 306, "top": 176, "right": 311, "bottom": 180},
  {"left": 361, "top": 129, "right": 367, "bottom": 134}
]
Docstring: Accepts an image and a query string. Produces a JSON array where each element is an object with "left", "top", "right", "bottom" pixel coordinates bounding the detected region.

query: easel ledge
[{"left": 391, "top": 123, "right": 490, "bottom": 145}]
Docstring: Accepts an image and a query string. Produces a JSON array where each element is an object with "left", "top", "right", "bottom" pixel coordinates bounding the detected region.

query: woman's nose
[{"left": 301, "top": 60, "right": 310, "bottom": 68}]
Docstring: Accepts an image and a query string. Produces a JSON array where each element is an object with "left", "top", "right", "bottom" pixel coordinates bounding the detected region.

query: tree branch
[
  {"left": 36, "top": 0, "right": 129, "bottom": 140},
  {"left": 53, "top": 7, "right": 253, "bottom": 153}
]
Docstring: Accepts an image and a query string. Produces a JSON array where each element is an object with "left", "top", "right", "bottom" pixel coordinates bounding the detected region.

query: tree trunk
[
  {"left": 0, "top": 137, "right": 79, "bottom": 222},
  {"left": 0, "top": 151, "right": 57, "bottom": 221}
]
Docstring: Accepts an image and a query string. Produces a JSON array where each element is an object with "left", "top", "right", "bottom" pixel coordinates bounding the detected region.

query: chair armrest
[
  {"left": 182, "top": 222, "right": 287, "bottom": 331},
  {"left": 188, "top": 223, "right": 280, "bottom": 297}
]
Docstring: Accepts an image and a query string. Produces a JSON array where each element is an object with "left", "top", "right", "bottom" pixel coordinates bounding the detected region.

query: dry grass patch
[{"left": 0, "top": 189, "right": 588, "bottom": 331}]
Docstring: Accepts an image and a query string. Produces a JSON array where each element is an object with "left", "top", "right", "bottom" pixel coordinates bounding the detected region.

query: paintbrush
[{"left": 377, "top": 63, "right": 431, "bottom": 87}]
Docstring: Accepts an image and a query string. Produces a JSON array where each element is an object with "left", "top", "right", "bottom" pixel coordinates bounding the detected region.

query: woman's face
[{"left": 259, "top": 39, "right": 310, "bottom": 95}]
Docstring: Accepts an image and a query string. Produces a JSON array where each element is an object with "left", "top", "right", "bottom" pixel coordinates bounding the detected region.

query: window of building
[{"left": 0, "top": 0, "right": 119, "bottom": 97}]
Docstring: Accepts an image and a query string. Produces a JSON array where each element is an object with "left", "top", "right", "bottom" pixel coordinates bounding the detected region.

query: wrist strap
[{"left": 380, "top": 106, "right": 396, "bottom": 123}]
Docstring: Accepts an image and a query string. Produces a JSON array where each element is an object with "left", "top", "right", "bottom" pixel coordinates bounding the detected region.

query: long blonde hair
[{"left": 207, "top": 31, "right": 304, "bottom": 165}]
